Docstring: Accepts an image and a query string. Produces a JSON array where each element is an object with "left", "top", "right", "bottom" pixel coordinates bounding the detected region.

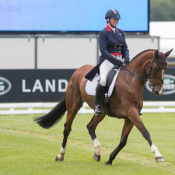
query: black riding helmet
[{"left": 105, "top": 9, "right": 121, "bottom": 20}]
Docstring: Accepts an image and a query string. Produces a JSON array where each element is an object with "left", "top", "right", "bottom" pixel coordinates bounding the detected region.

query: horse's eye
[{"left": 153, "top": 67, "right": 158, "bottom": 72}]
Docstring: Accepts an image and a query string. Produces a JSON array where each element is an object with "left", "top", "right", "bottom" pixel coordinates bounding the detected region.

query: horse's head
[{"left": 148, "top": 49, "right": 173, "bottom": 96}]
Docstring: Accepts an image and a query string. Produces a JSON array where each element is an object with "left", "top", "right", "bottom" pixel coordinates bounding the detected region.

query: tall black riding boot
[{"left": 94, "top": 83, "right": 105, "bottom": 115}]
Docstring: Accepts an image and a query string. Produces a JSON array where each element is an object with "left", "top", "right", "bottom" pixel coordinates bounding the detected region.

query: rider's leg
[{"left": 94, "top": 60, "right": 114, "bottom": 115}]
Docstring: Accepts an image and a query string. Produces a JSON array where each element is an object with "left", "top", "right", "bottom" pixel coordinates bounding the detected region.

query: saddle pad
[{"left": 85, "top": 68, "right": 120, "bottom": 97}]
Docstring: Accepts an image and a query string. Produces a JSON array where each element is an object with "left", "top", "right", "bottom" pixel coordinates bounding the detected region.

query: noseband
[{"left": 122, "top": 56, "right": 167, "bottom": 88}]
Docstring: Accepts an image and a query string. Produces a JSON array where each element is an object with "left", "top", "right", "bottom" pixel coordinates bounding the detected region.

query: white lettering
[
  {"left": 163, "top": 84, "right": 175, "bottom": 90},
  {"left": 58, "top": 79, "right": 68, "bottom": 92},
  {"left": 46, "top": 79, "right": 55, "bottom": 92},
  {"left": 22, "top": 80, "right": 31, "bottom": 92},
  {"left": 22, "top": 79, "right": 69, "bottom": 93},
  {"left": 164, "top": 79, "right": 170, "bottom": 85},
  {"left": 0, "top": 86, "right": 5, "bottom": 91},
  {"left": 32, "top": 79, "right": 44, "bottom": 92}
]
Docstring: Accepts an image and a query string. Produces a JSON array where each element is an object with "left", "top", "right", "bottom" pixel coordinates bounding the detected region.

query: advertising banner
[
  {"left": 0, "top": 68, "right": 174, "bottom": 102},
  {"left": 143, "top": 67, "right": 175, "bottom": 101},
  {"left": 0, "top": 69, "right": 75, "bottom": 102}
]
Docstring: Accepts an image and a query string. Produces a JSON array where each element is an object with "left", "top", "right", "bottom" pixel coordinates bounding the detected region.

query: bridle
[
  {"left": 146, "top": 55, "right": 167, "bottom": 87},
  {"left": 122, "top": 55, "right": 167, "bottom": 88}
]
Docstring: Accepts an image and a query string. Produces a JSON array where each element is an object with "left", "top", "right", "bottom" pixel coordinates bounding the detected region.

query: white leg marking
[
  {"left": 93, "top": 138, "right": 101, "bottom": 155},
  {"left": 57, "top": 147, "right": 66, "bottom": 161},
  {"left": 151, "top": 143, "right": 162, "bottom": 157}
]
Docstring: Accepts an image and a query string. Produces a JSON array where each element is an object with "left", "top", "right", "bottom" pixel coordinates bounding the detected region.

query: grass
[{"left": 0, "top": 113, "right": 175, "bottom": 175}]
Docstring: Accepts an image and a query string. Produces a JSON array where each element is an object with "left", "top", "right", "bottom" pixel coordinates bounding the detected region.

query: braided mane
[{"left": 130, "top": 49, "right": 156, "bottom": 62}]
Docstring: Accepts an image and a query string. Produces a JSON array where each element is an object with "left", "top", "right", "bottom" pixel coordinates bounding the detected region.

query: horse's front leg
[
  {"left": 105, "top": 119, "right": 133, "bottom": 165},
  {"left": 87, "top": 115, "right": 105, "bottom": 162},
  {"left": 128, "top": 107, "right": 164, "bottom": 163}
]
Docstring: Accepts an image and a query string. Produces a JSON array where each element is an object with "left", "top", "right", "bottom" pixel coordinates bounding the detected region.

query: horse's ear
[
  {"left": 164, "top": 49, "right": 173, "bottom": 58},
  {"left": 154, "top": 49, "right": 159, "bottom": 59}
]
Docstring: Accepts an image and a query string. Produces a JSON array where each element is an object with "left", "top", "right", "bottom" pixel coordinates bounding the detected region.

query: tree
[{"left": 150, "top": 0, "right": 175, "bottom": 21}]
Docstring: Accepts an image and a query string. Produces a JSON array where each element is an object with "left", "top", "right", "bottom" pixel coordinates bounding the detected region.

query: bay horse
[{"left": 34, "top": 49, "right": 172, "bottom": 165}]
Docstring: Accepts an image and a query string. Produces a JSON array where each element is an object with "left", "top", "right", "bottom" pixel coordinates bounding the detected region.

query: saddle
[{"left": 85, "top": 67, "right": 121, "bottom": 118}]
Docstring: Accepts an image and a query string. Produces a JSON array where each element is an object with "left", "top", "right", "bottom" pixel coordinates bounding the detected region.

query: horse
[{"left": 34, "top": 49, "right": 172, "bottom": 165}]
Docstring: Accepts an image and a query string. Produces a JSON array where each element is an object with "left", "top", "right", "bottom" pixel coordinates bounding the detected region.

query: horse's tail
[{"left": 34, "top": 94, "right": 67, "bottom": 129}]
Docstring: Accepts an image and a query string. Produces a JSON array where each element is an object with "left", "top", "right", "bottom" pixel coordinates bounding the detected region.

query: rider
[{"left": 85, "top": 9, "right": 130, "bottom": 115}]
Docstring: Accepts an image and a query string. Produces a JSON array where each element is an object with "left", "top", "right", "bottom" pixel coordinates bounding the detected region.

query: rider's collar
[{"left": 106, "top": 24, "right": 118, "bottom": 32}]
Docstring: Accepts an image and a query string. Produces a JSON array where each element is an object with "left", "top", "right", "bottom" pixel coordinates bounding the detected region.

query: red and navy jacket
[
  {"left": 98, "top": 25, "right": 129, "bottom": 65},
  {"left": 85, "top": 25, "right": 129, "bottom": 81}
]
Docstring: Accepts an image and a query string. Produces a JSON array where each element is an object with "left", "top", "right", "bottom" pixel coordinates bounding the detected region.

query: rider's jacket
[
  {"left": 98, "top": 25, "right": 129, "bottom": 65},
  {"left": 85, "top": 25, "right": 129, "bottom": 81}
]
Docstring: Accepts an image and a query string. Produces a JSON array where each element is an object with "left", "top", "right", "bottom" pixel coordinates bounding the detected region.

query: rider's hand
[
  {"left": 113, "top": 60, "right": 123, "bottom": 69},
  {"left": 124, "top": 58, "right": 130, "bottom": 65}
]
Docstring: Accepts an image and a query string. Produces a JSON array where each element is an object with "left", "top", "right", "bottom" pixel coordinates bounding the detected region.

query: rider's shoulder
[
  {"left": 101, "top": 27, "right": 108, "bottom": 32},
  {"left": 99, "top": 27, "right": 108, "bottom": 36}
]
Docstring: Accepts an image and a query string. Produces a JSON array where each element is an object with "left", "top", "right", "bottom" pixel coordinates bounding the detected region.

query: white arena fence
[{"left": 0, "top": 101, "right": 175, "bottom": 115}]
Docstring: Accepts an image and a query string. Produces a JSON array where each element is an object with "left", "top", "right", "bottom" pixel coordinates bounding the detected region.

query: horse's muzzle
[{"left": 152, "top": 86, "right": 164, "bottom": 96}]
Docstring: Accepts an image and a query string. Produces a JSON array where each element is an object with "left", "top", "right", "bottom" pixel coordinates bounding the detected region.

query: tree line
[{"left": 150, "top": 0, "right": 175, "bottom": 21}]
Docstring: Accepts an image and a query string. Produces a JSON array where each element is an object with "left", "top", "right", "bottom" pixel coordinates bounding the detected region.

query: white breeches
[{"left": 99, "top": 59, "right": 114, "bottom": 86}]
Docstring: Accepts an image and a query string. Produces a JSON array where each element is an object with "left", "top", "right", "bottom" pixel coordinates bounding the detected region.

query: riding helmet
[{"left": 105, "top": 9, "right": 121, "bottom": 19}]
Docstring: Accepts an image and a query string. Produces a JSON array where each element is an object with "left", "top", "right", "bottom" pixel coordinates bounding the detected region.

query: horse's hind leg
[
  {"left": 105, "top": 119, "right": 133, "bottom": 165},
  {"left": 55, "top": 88, "right": 82, "bottom": 161},
  {"left": 87, "top": 114, "right": 105, "bottom": 162}
]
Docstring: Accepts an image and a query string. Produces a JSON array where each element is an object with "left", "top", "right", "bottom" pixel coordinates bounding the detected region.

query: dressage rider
[{"left": 85, "top": 9, "right": 130, "bottom": 115}]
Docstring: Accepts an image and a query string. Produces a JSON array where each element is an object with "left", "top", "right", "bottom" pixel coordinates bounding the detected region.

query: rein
[
  {"left": 122, "top": 56, "right": 167, "bottom": 87},
  {"left": 122, "top": 67, "right": 148, "bottom": 81}
]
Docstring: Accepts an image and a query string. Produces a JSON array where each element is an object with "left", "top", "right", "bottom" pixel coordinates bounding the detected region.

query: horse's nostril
[{"left": 155, "top": 91, "right": 159, "bottom": 95}]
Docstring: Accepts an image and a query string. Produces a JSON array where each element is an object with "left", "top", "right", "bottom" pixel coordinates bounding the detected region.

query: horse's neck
[{"left": 128, "top": 51, "right": 154, "bottom": 78}]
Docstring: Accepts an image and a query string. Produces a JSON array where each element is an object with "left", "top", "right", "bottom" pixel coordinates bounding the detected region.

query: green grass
[{"left": 0, "top": 113, "right": 175, "bottom": 175}]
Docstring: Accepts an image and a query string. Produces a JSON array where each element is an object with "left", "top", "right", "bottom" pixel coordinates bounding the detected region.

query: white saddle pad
[{"left": 85, "top": 68, "right": 120, "bottom": 97}]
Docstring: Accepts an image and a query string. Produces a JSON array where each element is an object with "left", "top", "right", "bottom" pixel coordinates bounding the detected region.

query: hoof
[
  {"left": 155, "top": 156, "right": 165, "bottom": 163},
  {"left": 55, "top": 156, "right": 59, "bottom": 162},
  {"left": 93, "top": 153, "right": 101, "bottom": 162},
  {"left": 55, "top": 154, "right": 64, "bottom": 162},
  {"left": 105, "top": 161, "right": 112, "bottom": 165}
]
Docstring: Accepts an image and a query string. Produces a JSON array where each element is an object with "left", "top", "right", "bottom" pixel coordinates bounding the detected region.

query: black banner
[
  {"left": 0, "top": 69, "right": 75, "bottom": 102},
  {"left": 0, "top": 68, "right": 174, "bottom": 102},
  {"left": 143, "top": 67, "right": 175, "bottom": 101}
]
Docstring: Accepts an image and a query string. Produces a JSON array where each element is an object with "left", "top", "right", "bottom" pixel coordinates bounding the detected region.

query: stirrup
[{"left": 94, "top": 105, "right": 104, "bottom": 116}]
